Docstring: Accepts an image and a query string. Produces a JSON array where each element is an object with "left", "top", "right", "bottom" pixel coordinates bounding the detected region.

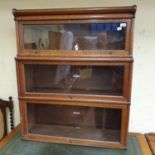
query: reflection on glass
[
  {"left": 27, "top": 103, "right": 121, "bottom": 142},
  {"left": 25, "top": 64, "right": 124, "bottom": 96},
  {"left": 23, "top": 23, "right": 126, "bottom": 51}
]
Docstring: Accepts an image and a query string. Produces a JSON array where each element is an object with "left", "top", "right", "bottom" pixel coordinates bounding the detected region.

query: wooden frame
[
  {"left": 16, "top": 59, "right": 132, "bottom": 103},
  {"left": 13, "top": 6, "right": 136, "bottom": 58},
  {"left": 19, "top": 99, "right": 129, "bottom": 149},
  {"left": 16, "top": 19, "right": 132, "bottom": 57},
  {"left": 0, "top": 97, "right": 14, "bottom": 140},
  {"left": 145, "top": 133, "right": 155, "bottom": 155},
  {"left": 13, "top": 6, "right": 136, "bottom": 149}
]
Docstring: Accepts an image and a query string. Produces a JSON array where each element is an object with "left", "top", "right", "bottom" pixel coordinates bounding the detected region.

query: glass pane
[
  {"left": 23, "top": 23, "right": 126, "bottom": 51},
  {"left": 27, "top": 103, "right": 121, "bottom": 142},
  {"left": 24, "top": 64, "right": 124, "bottom": 96}
]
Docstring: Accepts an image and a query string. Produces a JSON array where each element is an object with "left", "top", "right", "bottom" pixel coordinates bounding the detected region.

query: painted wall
[{"left": 0, "top": 0, "right": 155, "bottom": 133}]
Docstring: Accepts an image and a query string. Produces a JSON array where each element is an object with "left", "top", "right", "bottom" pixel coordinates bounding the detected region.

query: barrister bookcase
[{"left": 13, "top": 5, "right": 136, "bottom": 149}]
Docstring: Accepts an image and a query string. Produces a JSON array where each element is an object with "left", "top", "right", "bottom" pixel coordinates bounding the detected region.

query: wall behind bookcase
[{"left": 0, "top": 0, "right": 155, "bottom": 133}]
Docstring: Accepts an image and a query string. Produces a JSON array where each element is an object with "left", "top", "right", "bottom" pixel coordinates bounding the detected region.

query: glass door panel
[
  {"left": 23, "top": 23, "right": 127, "bottom": 51},
  {"left": 24, "top": 64, "right": 124, "bottom": 96},
  {"left": 27, "top": 103, "right": 122, "bottom": 142}
]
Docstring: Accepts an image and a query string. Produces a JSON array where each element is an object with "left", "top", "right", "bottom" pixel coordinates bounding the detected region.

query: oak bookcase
[{"left": 13, "top": 5, "right": 136, "bottom": 149}]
